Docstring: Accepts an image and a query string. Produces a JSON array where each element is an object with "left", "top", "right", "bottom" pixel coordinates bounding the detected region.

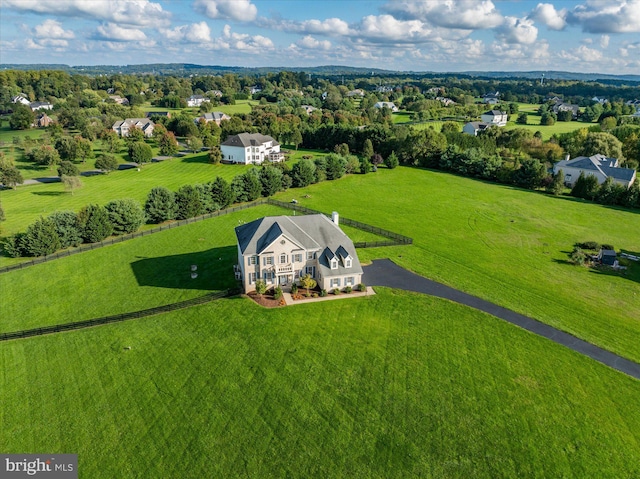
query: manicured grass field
[
  {"left": 267, "top": 167, "right": 640, "bottom": 362},
  {"left": 1, "top": 290, "right": 639, "bottom": 478},
  {"left": 0, "top": 155, "right": 256, "bottom": 239},
  {"left": 504, "top": 119, "right": 587, "bottom": 140},
  {"left": 392, "top": 111, "right": 412, "bottom": 124}
]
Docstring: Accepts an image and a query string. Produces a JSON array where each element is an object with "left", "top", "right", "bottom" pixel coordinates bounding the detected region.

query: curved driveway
[{"left": 362, "top": 259, "right": 640, "bottom": 380}]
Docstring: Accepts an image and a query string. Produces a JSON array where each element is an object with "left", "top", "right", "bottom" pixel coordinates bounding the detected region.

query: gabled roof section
[
  {"left": 222, "top": 133, "right": 279, "bottom": 148},
  {"left": 484, "top": 110, "right": 505, "bottom": 116},
  {"left": 257, "top": 222, "right": 284, "bottom": 254}
]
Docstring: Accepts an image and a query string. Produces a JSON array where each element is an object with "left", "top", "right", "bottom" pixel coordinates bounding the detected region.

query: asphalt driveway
[{"left": 362, "top": 258, "right": 640, "bottom": 380}]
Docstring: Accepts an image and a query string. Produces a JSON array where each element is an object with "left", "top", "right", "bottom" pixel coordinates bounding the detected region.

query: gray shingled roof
[
  {"left": 483, "top": 110, "right": 505, "bottom": 116},
  {"left": 221, "top": 133, "right": 279, "bottom": 148},
  {"left": 235, "top": 215, "right": 363, "bottom": 276},
  {"left": 559, "top": 154, "right": 636, "bottom": 182}
]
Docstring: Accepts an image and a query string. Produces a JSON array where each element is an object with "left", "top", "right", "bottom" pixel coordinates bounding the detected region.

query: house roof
[
  {"left": 200, "top": 111, "right": 230, "bottom": 122},
  {"left": 235, "top": 215, "right": 363, "bottom": 276},
  {"left": 483, "top": 110, "right": 505, "bottom": 116},
  {"left": 556, "top": 154, "right": 636, "bottom": 182},
  {"left": 221, "top": 132, "right": 278, "bottom": 148},
  {"left": 112, "top": 118, "right": 155, "bottom": 130},
  {"left": 465, "top": 121, "right": 491, "bottom": 131},
  {"left": 374, "top": 101, "right": 397, "bottom": 109},
  {"left": 600, "top": 249, "right": 617, "bottom": 257}
]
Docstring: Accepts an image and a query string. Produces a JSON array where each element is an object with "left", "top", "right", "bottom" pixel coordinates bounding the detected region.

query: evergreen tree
[
  {"left": 145, "top": 186, "right": 177, "bottom": 223},
  {"left": 22, "top": 217, "right": 61, "bottom": 256},
  {"left": 546, "top": 170, "right": 565, "bottom": 196},
  {"left": 571, "top": 172, "right": 600, "bottom": 200},
  {"left": 259, "top": 166, "right": 283, "bottom": 197},
  {"left": 291, "top": 159, "right": 316, "bottom": 187},
  {"left": 47, "top": 211, "right": 82, "bottom": 248},
  {"left": 175, "top": 185, "right": 203, "bottom": 219},
  {"left": 209, "top": 176, "right": 234, "bottom": 209},
  {"left": 325, "top": 153, "right": 346, "bottom": 180},
  {"left": 384, "top": 151, "right": 399, "bottom": 169},
  {"left": 128, "top": 141, "right": 153, "bottom": 164},
  {"left": 105, "top": 199, "right": 146, "bottom": 234},
  {"left": 77, "top": 204, "right": 114, "bottom": 243}
]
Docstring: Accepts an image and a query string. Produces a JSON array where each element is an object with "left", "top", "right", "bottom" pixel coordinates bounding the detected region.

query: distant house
[
  {"left": 249, "top": 85, "right": 262, "bottom": 95},
  {"left": 208, "top": 89, "right": 223, "bottom": 98},
  {"left": 108, "top": 95, "right": 129, "bottom": 105},
  {"left": 234, "top": 212, "right": 363, "bottom": 293},
  {"left": 463, "top": 121, "right": 492, "bottom": 136},
  {"left": 483, "top": 92, "right": 500, "bottom": 104},
  {"left": 194, "top": 111, "right": 231, "bottom": 126},
  {"left": 373, "top": 101, "right": 398, "bottom": 112},
  {"left": 552, "top": 102, "right": 579, "bottom": 119},
  {"left": 30, "top": 101, "right": 53, "bottom": 111},
  {"left": 597, "top": 249, "right": 618, "bottom": 267},
  {"left": 11, "top": 94, "right": 30, "bottom": 106},
  {"left": 112, "top": 118, "right": 155, "bottom": 137},
  {"left": 300, "top": 105, "right": 318, "bottom": 115},
  {"left": 591, "top": 96, "right": 608, "bottom": 104},
  {"left": 376, "top": 85, "right": 394, "bottom": 93},
  {"left": 436, "top": 97, "right": 456, "bottom": 106},
  {"left": 221, "top": 133, "right": 284, "bottom": 164},
  {"left": 553, "top": 154, "right": 637, "bottom": 189},
  {"left": 186, "top": 95, "right": 210, "bottom": 107},
  {"left": 481, "top": 110, "right": 508, "bottom": 127},
  {"left": 346, "top": 89, "right": 365, "bottom": 97},
  {"left": 32, "top": 113, "right": 53, "bottom": 128}
]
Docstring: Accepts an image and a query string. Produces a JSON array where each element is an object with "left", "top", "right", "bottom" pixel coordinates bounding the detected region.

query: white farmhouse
[
  {"left": 186, "top": 95, "right": 210, "bottom": 107},
  {"left": 553, "top": 154, "right": 637, "bottom": 189},
  {"left": 221, "top": 133, "right": 284, "bottom": 164},
  {"left": 235, "top": 213, "right": 363, "bottom": 293},
  {"left": 480, "top": 110, "right": 508, "bottom": 127}
]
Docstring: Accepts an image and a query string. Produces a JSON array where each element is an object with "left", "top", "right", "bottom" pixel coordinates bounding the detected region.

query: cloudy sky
[{"left": 1, "top": 0, "right": 639, "bottom": 74}]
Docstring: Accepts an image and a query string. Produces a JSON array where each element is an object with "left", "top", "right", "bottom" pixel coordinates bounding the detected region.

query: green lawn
[
  {"left": 505, "top": 119, "right": 588, "bottom": 140},
  {"left": 267, "top": 167, "right": 640, "bottom": 363},
  {"left": 0, "top": 155, "right": 257, "bottom": 239},
  {"left": 392, "top": 111, "right": 412, "bottom": 124},
  {"left": 1, "top": 290, "right": 639, "bottom": 478}
]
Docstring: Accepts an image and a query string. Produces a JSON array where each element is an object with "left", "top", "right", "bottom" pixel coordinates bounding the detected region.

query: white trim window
[
  {"left": 305, "top": 266, "right": 315, "bottom": 277},
  {"left": 345, "top": 277, "right": 354, "bottom": 286},
  {"left": 263, "top": 271, "right": 274, "bottom": 283},
  {"left": 307, "top": 252, "right": 314, "bottom": 260},
  {"left": 264, "top": 256, "right": 274, "bottom": 266},
  {"left": 248, "top": 256, "right": 257, "bottom": 266},
  {"left": 330, "top": 258, "right": 338, "bottom": 270},
  {"left": 280, "top": 254, "right": 287, "bottom": 264},
  {"left": 345, "top": 258, "right": 352, "bottom": 268},
  {"left": 249, "top": 272, "right": 257, "bottom": 284},
  {"left": 293, "top": 253, "right": 302, "bottom": 263},
  {"left": 330, "top": 278, "right": 341, "bottom": 288}
]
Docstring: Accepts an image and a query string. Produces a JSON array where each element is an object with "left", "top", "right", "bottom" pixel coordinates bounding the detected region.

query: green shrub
[
  {"left": 320, "top": 289, "right": 327, "bottom": 297},
  {"left": 145, "top": 186, "right": 177, "bottom": 223},
  {"left": 105, "top": 199, "right": 146, "bottom": 235},
  {"left": 77, "top": 204, "right": 113, "bottom": 243},
  {"left": 1, "top": 232, "right": 26, "bottom": 257},
  {"left": 291, "top": 283, "right": 298, "bottom": 295},
  {"left": 358, "top": 283, "right": 367, "bottom": 292},
  {"left": 345, "top": 286, "right": 352, "bottom": 293},
  {"left": 57, "top": 161, "right": 80, "bottom": 177},
  {"left": 274, "top": 286, "right": 283, "bottom": 300},
  {"left": 602, "top": 244, "right": 614, "bottom": 251},
  {"left": 332, "top": 288, "right": 340, "bottom": 295},
  {"left": 22, "top": 217, "right": 61, "bottom": 257},
  {"left": 577, "top": 241, "right": 600, "bottom": 251},
  {"left": 48, "top": 211, "right": 82, "bottom": 248},
  {"left": 570, "top": 247, "right": 586, "bottom": 265}
]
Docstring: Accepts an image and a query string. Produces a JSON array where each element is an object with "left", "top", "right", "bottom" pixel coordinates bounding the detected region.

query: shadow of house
[
  {"left": 589, "top": 250, "right": 640, "bottom": 285},
  {"left": 130, "top": 246, "right": 238, "bottom": 291}
]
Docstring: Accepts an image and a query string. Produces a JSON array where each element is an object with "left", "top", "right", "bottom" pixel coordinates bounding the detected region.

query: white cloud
[
  {"left": 220, "top": 24, "right": 273, "bottom": 52},
  {"left": 194, "top": 0, "right": 257, "bottom": 22},
  {"left": 2, "top": 0, "right": 170, "bottom": 27},
  {"left": 162, "top": 22, "right": 212, "bottom": 43},
  {"left": 529, "top": 3, "right": 567, "bottom": 30},
  {"left": 559, "top": 44, "right": 604, "bottom": 62},
  {"left": 567, "top": 0, "right": 640, "bottom": 34},
  {"left": 96, "top": 23, "right": 147, "bottom": 42},
  {"left": 258, "top": 17, "right": 350, "bottom": 36},
  {"left": 33, "top": 19, "right": 75, "bottom": 40},
  {"left": 600, "top": 34, "right": 610, "bottom": 48},
  {"left": 383, "top": 0, "right": 503, "bottom": 29},
  {"left": 357, "top": 15, "right": 432, "bottom": 43},
  {"left": 495, "top": 16, "right": 538, "bottom": 44},
  {"left": 297, "top": 36, "right": 332, "bottom": 51}
]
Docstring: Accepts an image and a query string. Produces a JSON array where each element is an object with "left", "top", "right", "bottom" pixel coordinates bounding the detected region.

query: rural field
[
  {"left": 1, "top": 164, "right": 639, "bottom": 477},
  {"left": 1, "top": 290, "right": 639, "bottom": 478},
  {"left": 2, "top": 167, "right": 639, "bottom": 362}
]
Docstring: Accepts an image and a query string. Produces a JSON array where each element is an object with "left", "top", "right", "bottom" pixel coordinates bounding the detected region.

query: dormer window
[
  {"left": 345, "top": 258, "right": 352, "bottom": 268},
  {"left": 331, "top": 259, "right": 338, "bottom": 270}
]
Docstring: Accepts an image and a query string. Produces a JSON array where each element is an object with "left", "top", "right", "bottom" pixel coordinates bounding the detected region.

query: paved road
[{"left": 362, "top": 258, "right": 640, "bottom": 380}]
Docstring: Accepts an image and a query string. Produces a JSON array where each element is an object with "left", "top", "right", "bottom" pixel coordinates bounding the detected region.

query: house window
[
  {"left": 249, "top": 272, "right": 256, "bottom": 284},
  {"left": 248, "top": 256, "right": 257, "bottom": 265},
  {"left": 280, "top": 254, "right": 287, "bottom": 264},
  {"left": 264, "top": 256, "right": 274, "bottom": 265},
  {"left": 307, "top": 252, "right": 314, "bottom": 260},
  {"left": 330, "top": 278, "right": 341, "bottom": 288},
  {"left": 345, "top": 277, "right": 354, "bottom": 286},
  {"left": 345, "top": 258, "right": 352, "bottom": 268},
  {"left": 330, "top": 259, "right": 338, "bottom": 270},
  {"left": 293, "top": 254, "right": 302, "bottom": 263},
  {"left": 263, "top": 271, "right": 274, "bottom": 282},
  {"left": 305, "top": 266, "right": 315, "bottom": 277}
]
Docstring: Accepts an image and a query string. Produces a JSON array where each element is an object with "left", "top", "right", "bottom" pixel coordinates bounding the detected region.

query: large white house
[
  {"left": 373, "top": 101, "right": 398, "bottom": 112},
  {"left": 553, "top": 154, "right": 637, "bottom": 188},
  {"left": 112, "top": 118, "right": 155, "bottom": 137},
  {"left": 186, "top": 95, "right": 210, "bottom": 107},
  {"left": 463, "top": 121, "right": 492, "bottom": 136},
  {"left": 235, "top": 213, "right": 363, "bottom": 293},
  {"left": 221, "top": 133, "right": 284, "bottom": 164},
  {"left": 481, "top": 110, "right": 508, "bottom": 126}
]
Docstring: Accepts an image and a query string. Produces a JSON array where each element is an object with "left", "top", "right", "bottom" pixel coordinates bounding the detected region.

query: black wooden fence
[
  {"left": 0, "top": 197, "right": 412, "bottom": 274},
  {"left": 0, "top": 288, "right": 241, "bottom": 342}
]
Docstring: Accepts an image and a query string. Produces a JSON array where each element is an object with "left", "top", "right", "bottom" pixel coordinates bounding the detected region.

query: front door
[{"left": 279, "top": 275, "right": 289, "bottom": 286}]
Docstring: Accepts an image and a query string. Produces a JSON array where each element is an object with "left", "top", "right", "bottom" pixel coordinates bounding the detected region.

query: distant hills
[{"left": 2, "top": 63, "right": 639, "bottom": 83}]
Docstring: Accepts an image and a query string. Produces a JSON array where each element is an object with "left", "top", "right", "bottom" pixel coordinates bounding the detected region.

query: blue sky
[{"left": 1, "top": 0, "right": 639, "bottom": 74}]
